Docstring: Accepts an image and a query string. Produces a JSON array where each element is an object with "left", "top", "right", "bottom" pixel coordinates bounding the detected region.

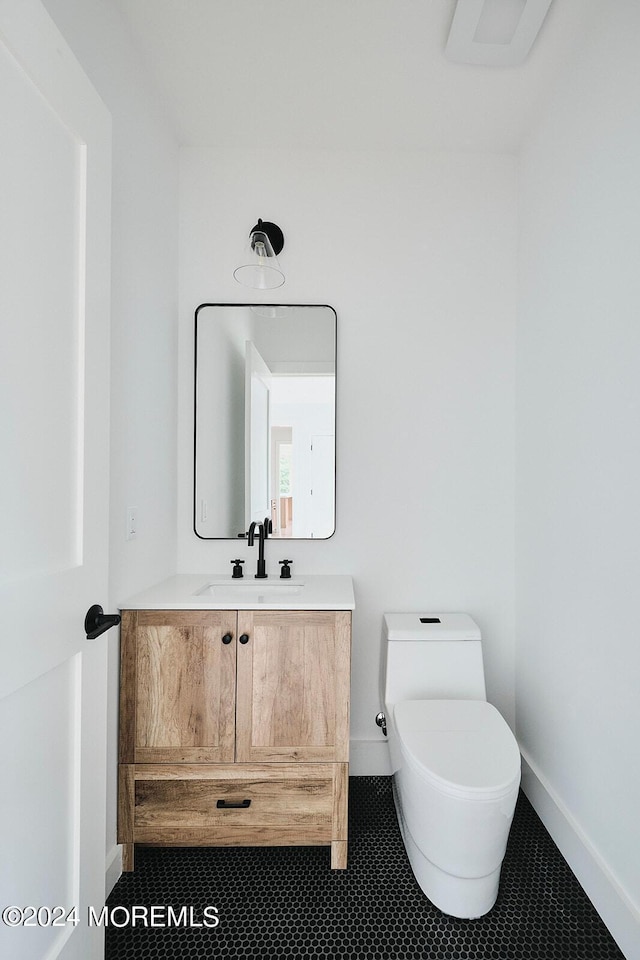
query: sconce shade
[{"left": 233, "top": 219, "right": 285, "bottom": 289}]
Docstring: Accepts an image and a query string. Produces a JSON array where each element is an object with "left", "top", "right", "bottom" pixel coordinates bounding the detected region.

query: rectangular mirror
[{"left": 194, "top": 304, "right": 336, "bottom": 539}]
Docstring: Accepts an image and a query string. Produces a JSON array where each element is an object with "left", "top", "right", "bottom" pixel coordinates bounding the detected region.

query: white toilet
[{"left": 380, "top": 613, "right": 521, "bottom": 919}]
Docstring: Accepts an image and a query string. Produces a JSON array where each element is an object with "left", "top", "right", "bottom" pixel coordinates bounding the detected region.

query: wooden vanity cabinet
[{"left": 118, "top": 608, "right": 351, "bottom": 872}]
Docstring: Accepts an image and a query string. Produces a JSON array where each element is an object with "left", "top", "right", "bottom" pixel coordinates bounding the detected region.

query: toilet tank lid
[{"left": 384, "top": 613, "right": 481, "bottom": 641}]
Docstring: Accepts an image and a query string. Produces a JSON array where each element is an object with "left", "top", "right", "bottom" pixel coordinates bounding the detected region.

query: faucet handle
[
  {"left": 231, "top": 559, "right": 244, "bottom": 579},
  {"left": 279, "top": 559, "right": 292, "bottom": 579}
]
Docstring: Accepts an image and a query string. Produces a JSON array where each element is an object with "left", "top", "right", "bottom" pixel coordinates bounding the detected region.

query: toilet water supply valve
[{"left": 375, "top": 712, "right": 387, "bottom": 737}]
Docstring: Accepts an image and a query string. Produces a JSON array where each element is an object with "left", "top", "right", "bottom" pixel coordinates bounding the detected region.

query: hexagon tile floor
[{"left": 105, "top": 777, "right": 625, "bottom": 960}]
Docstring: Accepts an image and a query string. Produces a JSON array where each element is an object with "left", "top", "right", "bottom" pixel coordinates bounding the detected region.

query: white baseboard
[
  {"left": 349, "top": 738, "right": 391, "bottom": 776},
  {"left": 105, "top": 843, "right": 122, "bottom": 898},
  {"left": 520, "top": 749, "right": 639, "bottom": 960}
]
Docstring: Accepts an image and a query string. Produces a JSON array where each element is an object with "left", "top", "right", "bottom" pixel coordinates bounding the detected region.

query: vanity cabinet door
[
  {"left": 235, "top": 610, "right": 351, "bottom": 763},
  {"left": 120, "top": 610, "right": 237, "bottom": 764}
]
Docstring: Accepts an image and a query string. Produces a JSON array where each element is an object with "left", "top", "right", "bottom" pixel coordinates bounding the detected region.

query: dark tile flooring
[{"left": 105, "top": 777, "right": 625, "bottom": 959}]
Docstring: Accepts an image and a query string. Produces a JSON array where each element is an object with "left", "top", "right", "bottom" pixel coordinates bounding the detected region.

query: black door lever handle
[{"left": 85, "top": 604, "right": 121, "bottom": 640}]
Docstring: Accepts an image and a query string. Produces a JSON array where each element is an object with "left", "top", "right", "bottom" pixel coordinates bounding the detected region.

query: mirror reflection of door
[
  {"left": 245, "top": 341, "right": 271, "bottom": 524},
  {"left": 271, "top": 427, "right": 293, "bottom": 536},
  {"left": 268, "top": 375, "right": 334, "bottom": 538},
  {"left": 195, "top": 305, "right": 336, "bottom": 539},
  {"left": 247, "top": 367, "right": 334, "bottom": 537}
]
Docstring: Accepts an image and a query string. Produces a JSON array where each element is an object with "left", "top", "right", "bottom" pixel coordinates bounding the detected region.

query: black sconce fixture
[{"left": 233, "top": 218, "right": 285, "bottom": 289}]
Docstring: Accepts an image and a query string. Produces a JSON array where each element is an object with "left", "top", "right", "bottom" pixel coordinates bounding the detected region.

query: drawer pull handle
[
  {"left": 239, "top": 634, "right": 250, "bottom": 644},
  {"left": 216, "top": 798, "right": 251, "bottom": 809},
  {"left": 221, "top": 633, "right": 233, "bottom": 645}
]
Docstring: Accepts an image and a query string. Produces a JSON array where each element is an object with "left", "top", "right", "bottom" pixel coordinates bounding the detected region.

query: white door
[
  {"left": 245, "top": 341, "right": 271, "bottom": 525},
  {"left": 0, "top": 3, "right": 112, "bottom": 959}
]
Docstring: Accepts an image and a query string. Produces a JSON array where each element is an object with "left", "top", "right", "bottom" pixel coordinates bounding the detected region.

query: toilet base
[{"left": 392, "top": 779, "right": 501, "bottom": 919}]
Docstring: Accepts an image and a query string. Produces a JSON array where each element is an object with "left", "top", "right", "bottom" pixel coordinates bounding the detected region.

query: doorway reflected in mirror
[{"left": 194, "top": 304, "right": 336, "bottom": 540}]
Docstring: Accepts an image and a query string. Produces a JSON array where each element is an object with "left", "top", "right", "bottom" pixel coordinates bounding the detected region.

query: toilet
[{"left": 380, "top": 613, "right": 521, "bottom": 919}]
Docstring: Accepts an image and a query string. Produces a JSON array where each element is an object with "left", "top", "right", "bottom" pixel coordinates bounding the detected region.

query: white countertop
[{"left": 119, "top": 574, "right": 355, "bottom": 611}]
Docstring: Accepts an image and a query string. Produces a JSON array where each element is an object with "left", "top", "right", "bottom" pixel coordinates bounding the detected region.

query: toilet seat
[{"left": 393, "top": 700, "right": 520, "bottom": 801}]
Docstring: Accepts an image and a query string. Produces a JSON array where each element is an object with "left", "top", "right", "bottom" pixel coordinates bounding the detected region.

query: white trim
[
  {"left": 520, "top": 750, "right": 639, "bottom": 960},
  {"left": 349, "top": 739, "right": 391, "bottom": 776},
  {"left": 105, "top": 844, "right": 122, "bottom": 898}
]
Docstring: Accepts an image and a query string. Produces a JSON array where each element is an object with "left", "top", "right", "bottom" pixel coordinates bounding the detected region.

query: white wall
[
  {"left": 41, "top": 0, "right": 179, "bottom": 891},
  {"left": 178, "top": 148, "right": 517, "bottom": 769},
  {"left": 516, "top": 1, "right": 640, "bottom": 955}
]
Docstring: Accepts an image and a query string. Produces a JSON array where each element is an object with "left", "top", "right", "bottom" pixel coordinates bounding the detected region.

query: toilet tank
[{"left": 382, "top": 613, "right": 486, "bottom": 708}]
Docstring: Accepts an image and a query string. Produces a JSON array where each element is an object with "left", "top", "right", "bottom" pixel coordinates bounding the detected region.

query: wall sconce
[{"left": 233, "top": 219, "right": 285, "bottom": 289}]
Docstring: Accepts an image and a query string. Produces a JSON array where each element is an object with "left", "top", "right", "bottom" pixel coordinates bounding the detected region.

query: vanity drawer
[{"left": 130, "top": 764, "right": 335, "bottom": 846}]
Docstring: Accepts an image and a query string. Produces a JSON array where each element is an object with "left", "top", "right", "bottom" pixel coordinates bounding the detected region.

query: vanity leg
[
  {"left": 118, "top": 764, "right": 135, "bottom": 871},
  {"left": 331, "top": 763, "right": 348, "bottom": 869},
  {"left": 331, "top": 841, "right": 348, "bottom": 870},
  {"left": 121, "top": 843, "right": 134, "bottom": 872}
]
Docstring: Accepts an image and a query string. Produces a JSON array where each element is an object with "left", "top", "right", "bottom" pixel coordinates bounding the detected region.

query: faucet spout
[{"left": 246, "top": 521, "right": 268, "bottom": 578}]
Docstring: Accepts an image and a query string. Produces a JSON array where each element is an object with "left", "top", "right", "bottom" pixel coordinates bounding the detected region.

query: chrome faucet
[{"left": 247, "top": 517, "right": 272, "bottom": 579}]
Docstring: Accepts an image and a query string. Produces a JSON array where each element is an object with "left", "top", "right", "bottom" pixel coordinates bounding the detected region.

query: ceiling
[{"left": 111, "top": 0, "right": 594, "bottom": 152}]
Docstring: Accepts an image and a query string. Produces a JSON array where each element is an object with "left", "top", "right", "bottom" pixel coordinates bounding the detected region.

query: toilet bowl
[{"left": 381, "top": 614, "right": 521, "bottom": 919}]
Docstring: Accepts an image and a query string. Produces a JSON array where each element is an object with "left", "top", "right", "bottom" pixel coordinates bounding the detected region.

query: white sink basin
[{"left": 195, "top": 579, "right": 305, "bottom": 605}]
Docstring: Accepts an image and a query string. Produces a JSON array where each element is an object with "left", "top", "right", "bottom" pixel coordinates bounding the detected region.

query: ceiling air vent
[{"left": 445, "top": 0, "right": 554, "bottom": 67}]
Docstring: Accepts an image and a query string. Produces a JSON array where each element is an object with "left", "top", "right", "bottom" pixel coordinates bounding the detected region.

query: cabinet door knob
[
  {"left": 239, "top": 634, "right": 250, "bottom": 644},
  {"left": 221, "top": 633, "right": 233, "bottom": 645}
]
